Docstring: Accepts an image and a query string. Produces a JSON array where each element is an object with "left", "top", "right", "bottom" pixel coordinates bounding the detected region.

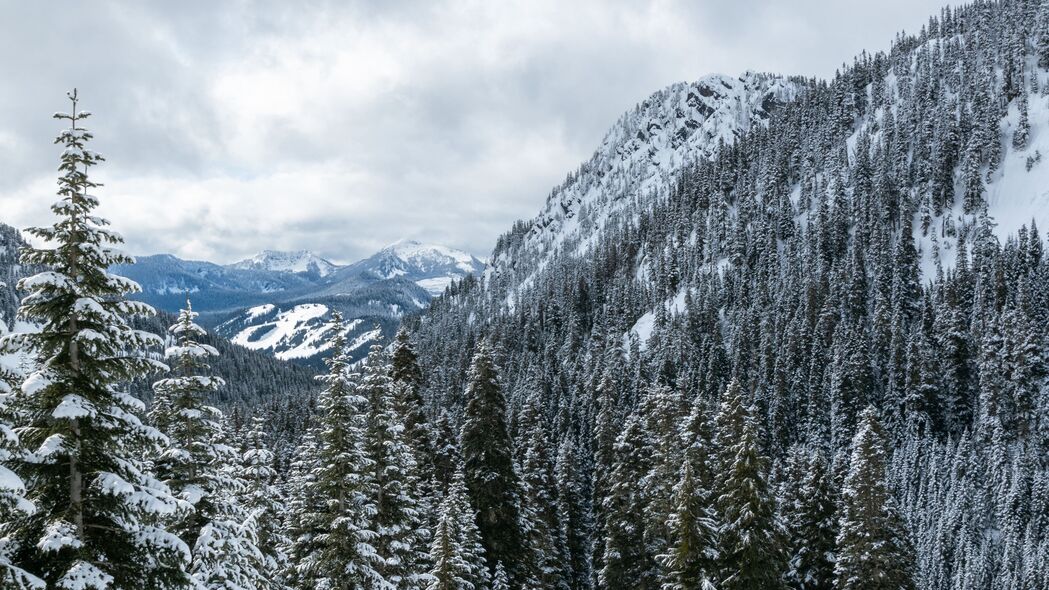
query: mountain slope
[
  {"left": 486, "top": 72, "right": 801, "bottom": 303},
  {"left": 407, "top": 4, "right": 1049, "bottom": 590},
  {"left": 197, "top": 241, "right": 483, "bottom": 365},
  {"left": 114, "top": 254, "right": 323, "bottom": 316},
  {"left": 229, "top": 249, "right": 339, "bottom": 277},
  {"left": 322, "top": 239, "right": 485, "bottom": 297}
]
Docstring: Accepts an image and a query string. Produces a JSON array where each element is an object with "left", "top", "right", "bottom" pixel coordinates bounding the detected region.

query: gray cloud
[{"left": 0, "top": 0, "right": 955, "bottom": 263}]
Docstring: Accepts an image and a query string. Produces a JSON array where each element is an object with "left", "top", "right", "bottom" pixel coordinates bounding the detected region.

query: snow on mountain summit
[
  {"left": 524, "top": 72, "right": 799, "bottom": 254},
  {"left": 350, "top": 239, "right": 486, "bottom": 295},
  {"left": 229, "top": 249, "right": 339, "bottom": 277},
  {"left": 485, "top": 71, "right": 800, "bottom": 303},
  {"left": 384, "top": 239, "right": 482, "bottom": 274}
]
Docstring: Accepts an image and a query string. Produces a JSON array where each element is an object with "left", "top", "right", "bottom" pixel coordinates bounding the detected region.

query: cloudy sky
[{"left": 0, "top": 0, "right": 953, "bottom": 264}]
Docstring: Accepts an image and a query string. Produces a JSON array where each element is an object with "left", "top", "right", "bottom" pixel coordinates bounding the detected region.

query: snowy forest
[{"left": 2, "top": 0, "right": 1049, "bottom": 589}]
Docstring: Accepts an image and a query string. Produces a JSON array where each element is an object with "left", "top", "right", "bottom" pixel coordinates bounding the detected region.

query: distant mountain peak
[
  {"left": 229, "top": 249, "right": 339, "bottom": 277},
  {"left": 381, "top": 239, "right": 480, "bottom": 271}
]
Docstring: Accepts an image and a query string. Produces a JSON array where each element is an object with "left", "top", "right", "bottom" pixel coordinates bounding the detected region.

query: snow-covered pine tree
[
  {"left": 427, "top": 493, "right": 472, "bottom": 590},
  {"left": 431, "top": 410, "right": 461, "bottom": 494},
  {"left": 0, "top": 355, "right": 44, "bottom": 590},
  {"left": 282, "top": 428, "right": 324, "bottom": 589},
  {"left": 459, "top": 342, "right": 527, "bottom": 584},
  {"left": 150, "top": 301, "right": 228, "bottom": 538},
  {"left": 554, "top": 438, "right": 591, "bottom": 590},
  {"left": 834, "top": 407, "right": 914, "bottom": 590},
  {"left": 1013, "top": 89, "right": 1029, "bottom": 150},
  {"left": 289, "top": 313, "right": 383, "bottom": 590},
  {"left": 519, "top": 395, "right": 569, "bottom": 590},
  {"left": 240, "top": 416, "right": 291, "bottom": 589},
  {"left": 150, "top": 301, "right": 265, "bottom": 589},
  {"left": 390, "top": 328, "right": 436, "bottom": 471},
  {"left": 680, "top": 395, "right": 716, "bottom": 501},
  {"left": 190, "top": 434, "right": 268, "bottom": 590},
  {"left": 784, "top": 448, "right": 837, "bottom": 590},
  {"left": 639, "top": 383, "right": 685, "bottom": 585},
  {"left": 589, "top": 364, "right": 621, "bottom": 584},
  {"left": 716, "top": 389, "right": 788, "bottom": 590},
  {"left": 598, "top": 413, "right": 651, "bottom": 589},
  {"left": 0, "top": 90, "right": 188, "bottom": 588},
  {"left": 359, "top": 344, "right": 430, "bottom": 588},
  {"left": 448, "top": 465, "right": 490, "bottom": 590},
  {"left": 492, "top": 563, "right": 511, "bottom": 590},
  {"left": 658, "top": 460, "right": 718, "bottom": 590}
]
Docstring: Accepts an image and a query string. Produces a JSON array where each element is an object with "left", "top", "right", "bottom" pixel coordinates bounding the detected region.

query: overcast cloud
[{"left": 0, "top": 0, "right": 954, "bottom": 263}]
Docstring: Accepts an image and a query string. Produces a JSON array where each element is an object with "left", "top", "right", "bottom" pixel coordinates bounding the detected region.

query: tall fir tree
[
  {"left": 834, "top": 407, "right": 914, "bottom": 590},
  {"left": 716, "top": 386, "right": 788, "bottom": 590},
  {"left": 598, "top": 413, "right": 652, "bottom": 590},
  {"left": 554, "top": 438, "right": 592, "bottom": 590},
  {"left": 0, "top": 360, "right": 44, "bottom": 589},
  {"left": 287, "top": 313, "right": 383, "bottom": 589},
  {"left": 0, "top": 90, "right": 188, "bottom": 588},
  {"left": 658, "top": 460, "right": 718, "bottom": 590},
  {"left": 784, "top": 448, "right": 837, "bottom": 590},
  {"left": 519, "top": 402, "right": 570, "bottom": 590},
  {"left": 359, "top": 344, "right": 431, "bottom": 588},
  {"left": 459, "top": 343, "right": 528, "bottom": 585},
  {"left": 427, "top": 494, "right": 472, "bottom": 590},
  {"left": 240, "top": 416, "right": 291, "bottom": 589},
  {"left": 449, "top": 465, "right": 491, "bottom": 590},
  {"left": 150, "top": 302, "right": 265, "bottom": 589},
  {"left": 390, "top": 328, "right": 436, "bottom": 478}
]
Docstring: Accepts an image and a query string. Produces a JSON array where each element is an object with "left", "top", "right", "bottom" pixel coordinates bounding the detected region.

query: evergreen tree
[
  {"left": 554, "top": 438, "right": 592, "bottom": 590},
  {"left": 448, "top": 465, "right": 491, "bottom": 590},
  {"left": 240, "top": 416, "right": 291, "bottom": 589},
  {"left": 150, "top": 302, "right": 229, "bottom": 543},
  {"left": 784, "top": 449, "right": 837, "bottom": 590},
  {"left": 427, "top": 494, "right": 472, "bottom": 590},
  {"left": 716, "top": 389, "right": 787, "bottom": 590},
  {"left": 0, "top": 90, "right": 188, "bottom": 588},
  {"left": 431, "top": 410, "right": 461, "bottom": 494},
  {"left": 460, "top": 343, "right": 527, "bottom": 585},
  {"left": 1012, "top": 90, "right": 1029, "bottom": 151},
  {"left": 360, "top": 344, "right": 430, "bottom": 588},
  {"left": 598, "top": 414, "right": 651, "bottom": 590},
  {"left": 834, "top": 407, "right": 914, "bottom": 590},
  {"left": 288, "top": 314, "right": 383, "bottom": 589},
  {"left": 520, "top": 405, "right": 570, "bottom": 590},
  {"left": 657, "top": 460, "right": 718, "bottom": 590},
  {"left": 282, "top": 428, "right": 323, "bottom": 589},
  {"left": 639, "top": 383, "right": 685, "bottom": 586},
  {"left": 150, "top": 302, "right": 265, "bottom": 589},
  {"left": 0, "top": 365, "right": 44, "bottom": 589},
  {"left": 390, "top": 328, "right": 436, "bottom": 476},
  {"left": 492, "top": 563, "right": 511, "bottom": 590}
]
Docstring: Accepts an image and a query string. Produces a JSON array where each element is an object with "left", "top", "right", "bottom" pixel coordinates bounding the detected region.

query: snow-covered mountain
[
  {"left": 213, "top": 277, "right": 429, "bottom": 367},
  {"left": 406, "top": 6, "right": 1049, "bottom": 587},
  {"left": 114, "top": 254, "right": 321, "bottom": 315},
  {"left": 326, "top": 240, "right": 485, "bottom": 296},
  {"left": 211, "top": 241, "right": 483, "bottom": 365},
  {"left": 525, "top": 73, "right": 799, "bottom": 254},
  {"left": 487, "top": 72, "right": 801, "bottom": 299},
  {"left": 229, "top": 249, "right": 339, "bottom": 277}
]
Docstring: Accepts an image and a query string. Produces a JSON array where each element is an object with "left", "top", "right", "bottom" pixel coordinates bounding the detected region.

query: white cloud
[{"left": 0, "top": 0, "right": 956, "bottom": 263}]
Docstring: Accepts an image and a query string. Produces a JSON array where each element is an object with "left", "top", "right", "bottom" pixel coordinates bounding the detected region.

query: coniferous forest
[{"left": 2, "top": 1, "right": 1049, "bottom": 589}]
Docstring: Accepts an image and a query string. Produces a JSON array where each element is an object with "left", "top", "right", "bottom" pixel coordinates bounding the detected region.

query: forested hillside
[
  {"left": 1, "top": 1, "right": 1048, "bottom": 589},
  {"left": 407, "top": 1, "right": 1049, "bottom": 588}
]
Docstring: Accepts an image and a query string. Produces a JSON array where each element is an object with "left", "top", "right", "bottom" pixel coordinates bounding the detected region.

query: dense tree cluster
[
  {"left": 2, "top": 1, "right": 1049, "bottom": 589},
  {"left": 406, "top": 1, "right": 1049, "bottom": 588}
]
